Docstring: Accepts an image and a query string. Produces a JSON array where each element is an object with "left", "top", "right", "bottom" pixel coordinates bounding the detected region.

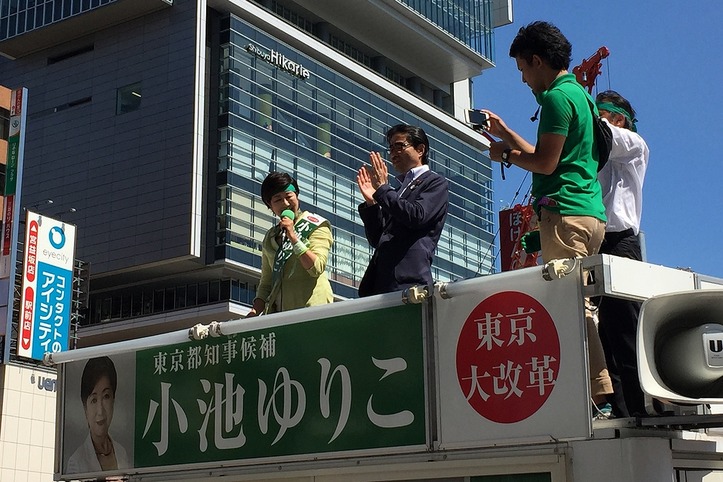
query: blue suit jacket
[{"left": 358, "top": 170, "right": 449, "bottom": 297}]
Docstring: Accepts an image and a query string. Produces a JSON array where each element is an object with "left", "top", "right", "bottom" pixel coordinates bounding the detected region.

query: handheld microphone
[
  {"left": 280, "top": 209, "right": 295, "bottom": 243},
  {"left": 280, "top": 209, "right": 295, "bottom": 221}
]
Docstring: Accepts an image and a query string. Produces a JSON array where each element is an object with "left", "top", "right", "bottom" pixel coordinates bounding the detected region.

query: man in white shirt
[{"left": 595, "top": 90, "right": 650, "bottom": 417}]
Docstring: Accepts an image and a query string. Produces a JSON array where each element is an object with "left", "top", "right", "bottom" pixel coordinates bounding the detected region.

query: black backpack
[{"left": 583, "top": 94, "right": 612, "bottom": 172}]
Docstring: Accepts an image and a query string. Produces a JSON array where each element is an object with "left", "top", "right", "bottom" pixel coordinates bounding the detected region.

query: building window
[{"left": 116, "top": 82, "right": 142, "bottom": 114}]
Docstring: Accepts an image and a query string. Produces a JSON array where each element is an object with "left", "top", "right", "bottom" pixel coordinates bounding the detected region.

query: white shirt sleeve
[{"left": 597, "top": 119, "right": 650, "bottom": 234}]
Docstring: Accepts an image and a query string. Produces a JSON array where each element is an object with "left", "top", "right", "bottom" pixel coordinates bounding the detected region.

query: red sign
[
  {"left": 20, "top": 211, "right": 38, "bottom": 349},
  {"left": 2, "top": 196, "right": 14, "bottom": 256},
  {"left": 456, "top": 291, "right": 560, "bottom": 423},
  {"left": 21, "top": 286, "right": 34, "bottom": 350},
  {"left": 11, "top": 88, "right": 23, "bottom": 116},
  {"left": 498, "top": 205, "right": 539, "bottom": 272},
  {"left": 25, "top": 220, "right": 38, "bottom": 282}
]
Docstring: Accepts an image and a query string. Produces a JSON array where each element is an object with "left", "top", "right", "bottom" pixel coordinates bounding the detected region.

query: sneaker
[{"left": 593, "top": 402, "right": 613, "bottom": 420}]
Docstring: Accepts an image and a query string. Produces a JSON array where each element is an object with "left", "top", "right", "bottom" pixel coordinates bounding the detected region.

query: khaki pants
[
  {"left": 538, "top": 208, "right": 605, "bottom": 261},
  {"left": 539, "top": 208, "right": 613, "bottom": 398}
]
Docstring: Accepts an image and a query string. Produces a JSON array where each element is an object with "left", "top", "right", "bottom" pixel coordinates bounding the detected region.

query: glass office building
[
  {"left": 398, "top": 0, "right": 495, "bottom": 59},
  {"left": 0, "top": 0, "right": 114, "bottom": 39}
]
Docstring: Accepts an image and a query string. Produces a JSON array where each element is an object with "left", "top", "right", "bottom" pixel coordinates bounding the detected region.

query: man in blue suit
[{"left": 356, "top": 124, "right": 449, "bottom": 297}]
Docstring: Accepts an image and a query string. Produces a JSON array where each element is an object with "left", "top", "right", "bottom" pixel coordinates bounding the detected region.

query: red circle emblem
[{"left": 456, "top": 291, "right": 560, "bottom": 423}]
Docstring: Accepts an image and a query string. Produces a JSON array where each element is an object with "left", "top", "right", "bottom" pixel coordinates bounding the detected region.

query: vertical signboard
[
  {"left": 499, "top": 205, "right": 539, "bottom": 272},
  {"left": 1, "top": 88, "right": 27, "bottom": 264},
  {"left": 0, "top": 87, "right": 28, "bottom": 351},
  {"left": 59, "top": 304, "right": 427, "bottom": 480},
  {"left": 434, "top": 266, "right": 591, "bottom": 447},
  {"left": 18, "top": 211, "right": 77, "bottom": 360}
]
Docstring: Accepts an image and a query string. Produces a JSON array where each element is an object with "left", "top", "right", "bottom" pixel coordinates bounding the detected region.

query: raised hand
[
  {"left": 369, "top": 151, "right": 389, "bottom": 188},
  {"left": 356, "top": 165, "right": 377, "bottom": 205},
  {"left": 278, "top": 215, "right": 296, "bottom": 242},
  {"left": 480, "top": 109, "right": 510, "bottom": 140}
]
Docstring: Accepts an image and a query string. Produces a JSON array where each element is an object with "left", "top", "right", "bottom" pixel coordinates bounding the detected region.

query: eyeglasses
[{"left": 387, "top": 141, "right": 412, "bottom": 152}]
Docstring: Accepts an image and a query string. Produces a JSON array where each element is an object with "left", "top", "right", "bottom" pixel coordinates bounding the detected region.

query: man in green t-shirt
[{"left": 482, "top": 21, "right": 612, "bottom": 417}]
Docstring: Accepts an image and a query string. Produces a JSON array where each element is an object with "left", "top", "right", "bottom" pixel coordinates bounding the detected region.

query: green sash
[{"left": 267, "top": 212, "right": 327, "bottom": 311}]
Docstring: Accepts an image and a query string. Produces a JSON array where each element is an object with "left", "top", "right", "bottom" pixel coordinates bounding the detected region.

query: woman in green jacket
[{"left": 246, "top": 172, "right": 334, "bottom": 316}]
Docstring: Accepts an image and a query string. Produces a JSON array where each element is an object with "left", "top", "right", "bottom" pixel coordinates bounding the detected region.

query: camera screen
[{"left": 465, "top": 109, "right": 489, "bottom": 127}]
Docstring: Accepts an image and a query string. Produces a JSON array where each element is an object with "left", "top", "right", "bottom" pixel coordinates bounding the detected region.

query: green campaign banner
[{"left": 133, "top": 304, "right": 426, "bottom": 467}]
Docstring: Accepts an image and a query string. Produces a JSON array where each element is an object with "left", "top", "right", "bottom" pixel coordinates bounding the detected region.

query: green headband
[
  {"left": 269, "top": 183, "right": 296, "bottom": 202},
  {"left": 596, "top": 101, "right": 637, "bottom": 132}
]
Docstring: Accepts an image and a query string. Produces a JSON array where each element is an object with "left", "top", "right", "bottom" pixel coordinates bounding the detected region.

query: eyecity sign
[
  {"left": 18, "top": 211, "right": 76, "bottom": 361},
  {"left": 246, "top": 43, "right": 310, "bottom": 80}
]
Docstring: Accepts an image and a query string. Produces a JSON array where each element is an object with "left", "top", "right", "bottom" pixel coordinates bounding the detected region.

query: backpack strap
[{"left": 576, "top": 84, "right": 612, "bottom": 172}]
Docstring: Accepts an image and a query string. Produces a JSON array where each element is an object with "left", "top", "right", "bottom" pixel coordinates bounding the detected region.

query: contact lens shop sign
[
  {"left": 133, "top": 305, "right": 426, "bottom": 469},
  {"left": 18, "top": 211, "right": 76, "bottom": 361}
]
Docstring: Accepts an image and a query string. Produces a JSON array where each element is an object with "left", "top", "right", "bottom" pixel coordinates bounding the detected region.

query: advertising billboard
[
  {"left": 18, "top": 211, "right": 77, "bottom": 360},
  {"left": 59, "top": 304, "right": 427, "bottom": 479},
  {"left": 54, "top": 265, "right": 595, "bottom": 480},
  {"left": 434, "top": 266, "right": 590, "bottom": 447}
]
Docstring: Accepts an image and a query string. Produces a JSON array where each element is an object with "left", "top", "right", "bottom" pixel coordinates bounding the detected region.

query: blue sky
[{"left": 472, "top": 0, "right": 723, "bottom": 279}]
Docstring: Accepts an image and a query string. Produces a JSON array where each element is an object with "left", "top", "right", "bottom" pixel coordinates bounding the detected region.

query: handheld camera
[{"left": 464, "top": 109, "right": 490, "bottom": 131}]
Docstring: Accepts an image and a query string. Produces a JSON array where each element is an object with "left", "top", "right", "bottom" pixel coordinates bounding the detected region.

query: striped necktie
[{"left": 399, "top": 171, "right": 415, "bottom": 195}]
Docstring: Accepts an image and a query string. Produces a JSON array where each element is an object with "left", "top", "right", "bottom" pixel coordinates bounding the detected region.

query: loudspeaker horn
[{"left": 638, "top": 290, "right": 723, "bottom": 404}]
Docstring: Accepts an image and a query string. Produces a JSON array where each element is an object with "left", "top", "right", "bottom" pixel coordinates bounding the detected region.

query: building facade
[
  {"left": 0, "top": 0, "right": 510, "bottom": 349},
  {"left": 0, "top": 0, "right": 511, "bottom": 478}
]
